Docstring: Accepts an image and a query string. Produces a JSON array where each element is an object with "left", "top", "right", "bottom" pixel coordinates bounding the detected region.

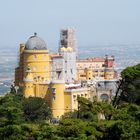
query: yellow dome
[
  {"left": 67, "top": 47, "right": 73, "bottom": 52},
  {"left": 60, "top": 47, "right": 66, "bottom": 52}
]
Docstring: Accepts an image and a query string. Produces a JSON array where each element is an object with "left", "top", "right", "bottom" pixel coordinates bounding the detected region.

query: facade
[
  {"left": 15, "top": 28, "right": 118, "bottom": 119},
  {"left": 77, "top": 55, "right": 116, "bottom": 81}
]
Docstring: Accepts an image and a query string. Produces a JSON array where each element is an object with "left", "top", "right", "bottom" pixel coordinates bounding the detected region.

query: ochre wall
[
  {"left": 50, "top": 82, "right": 65, "bottom": 118},
  {"left": 23, "top": 50, "right": 50, "bottom": 81},
  {"left": 64, "top": 92, "right": 71, "bottom": 113}
]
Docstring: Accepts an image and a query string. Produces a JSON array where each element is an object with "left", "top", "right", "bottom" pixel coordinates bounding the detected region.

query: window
[
  {"left": 34, "top": 73, "right": 37, "bottom": 79},
  {"left": 52, "top": 88, "right": 56, "bottom": 94},
  {"left": 53, "top": 96, "right": 56, "bottom": 101},
  {"left": 73, "top": 95, "right": 76, "bottom": 104},
  {"left": 34, "top": 66, "right": 37, "bottom": 71},
  {"left": 71, "top": 69, "right": 73, "bottom": 74},
  {"left": 96, "top": 64, "right": 99, "bottom": 68},
  {"left": 34, "top": 54, "right": 37, "bottom": 59},
  {"left": 102, "top": 64, "right": 105, "bottom": 67},
  {"left": 44, "top": 65, "right": 47, "bottom": 70},
  {"left": 73, "top": 95, "right": 76, "bottom": 99},
  {"left": 57, "top": 71, "right": 61, "bottom": 79},
  {"left": 44, "top": 54, "right": 46, "bottom": 59}
]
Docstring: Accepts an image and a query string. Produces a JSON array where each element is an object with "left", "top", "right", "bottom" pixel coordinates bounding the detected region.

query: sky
[{"left": 0, "top": 0, "right": 140, "bottom": 50}]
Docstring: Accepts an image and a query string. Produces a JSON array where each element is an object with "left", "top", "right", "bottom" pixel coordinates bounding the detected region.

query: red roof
[
  {"left": 77, "top": 57, "right": 105, "bottom": 62},
  {"left": 50, "top": 54, "right": 62, "bottom": 59}
]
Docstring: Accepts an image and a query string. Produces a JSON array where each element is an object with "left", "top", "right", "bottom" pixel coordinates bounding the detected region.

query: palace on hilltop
[{"left": 15, "top": 28, "right": 118, "bottom": 119}]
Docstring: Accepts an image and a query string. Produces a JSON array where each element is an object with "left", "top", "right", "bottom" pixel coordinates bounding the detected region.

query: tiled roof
[
  {"left": 77, "top": 57, "right": 105, "bottom": 62},
  {"left": 50, "top": 54, "right": 62, "bottom": 58}
]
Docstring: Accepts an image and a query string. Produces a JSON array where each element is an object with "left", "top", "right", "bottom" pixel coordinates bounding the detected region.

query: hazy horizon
[{"left": 0, "top": 0, "right": 140, "bottom": 49}]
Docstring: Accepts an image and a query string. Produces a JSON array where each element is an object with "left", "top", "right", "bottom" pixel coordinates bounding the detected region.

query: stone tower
[
  {"left": 59, "top": 28, "right": 77, "bottom": 52},
  {"left": 58, "top": 28, "right": 77, "bottom": 83}
]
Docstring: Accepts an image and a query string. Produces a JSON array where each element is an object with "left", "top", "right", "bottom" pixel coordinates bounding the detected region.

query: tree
[
  {"left": 57, "top": 118, "right": 102, "bottom": 139},
  {"left": 23, "top": 97, "right": 52, "bottom": 122},
  {"left": 120, "top": 64, "right": 140, "bottom": 104},
  {"left": 0, "top": 93, "right": 24, "bottom": 126},
  {"left": 100, "top": 104, "right": 140, "bottom": 140}
]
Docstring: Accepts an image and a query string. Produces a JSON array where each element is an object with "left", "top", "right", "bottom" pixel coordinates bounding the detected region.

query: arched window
[
  {"left": 34, "top": 54, "right": 37, "bottom": 59},
  {"left": 100, "top": 94, "right": 109, "bottom": 102},
  {"left": 34, "top": 66, "right": 37, "bottom": 71},
  {"left": 44, "top": 65, "right": 47, "bottom": 70}
]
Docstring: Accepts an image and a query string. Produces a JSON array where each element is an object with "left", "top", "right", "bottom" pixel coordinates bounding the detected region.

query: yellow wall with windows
[
  {"left": 64, "top": 88, "right": 91, "bottom": 111},
  {"left": 49, "top": 81, "right": 65, "bottom": 118},
  {"left": 24, "top": 82, "right": 34, "bottom": 98},
  {"left": 105, "top": 70, "right": 114, "bottom": 79},
  {"left": 23, "top": 49, "right": 50, "bottom": 99},
  {"left": 24, "top": 70, "right": 34, "bottom": 98},
  {"left": 85, "top": 68, "right": 93, "bottom": 80},
  {"left": 23, "top": 50, "right": 50, "bottom": 81}
]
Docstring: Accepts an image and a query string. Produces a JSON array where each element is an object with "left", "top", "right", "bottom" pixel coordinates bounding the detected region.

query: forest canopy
[{"left": 0, "top": 64, "right": 140, "bottom": 140}]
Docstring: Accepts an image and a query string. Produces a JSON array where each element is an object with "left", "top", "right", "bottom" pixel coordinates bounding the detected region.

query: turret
[
  {"left": 59, "top": 28, "right": 77, "bottom": 53},
  {"left": 23, "top": 33, "right": 50, "bottom": 81},
  {"left": 50, "top": 80, "right": 65, "bottom": 118},
  {"left": 14, "top": 43, "right": 25, "bottom": 86},
  {"left": 105, "top": 55, "right": 115, "bottom": 68},
  {"left": 85, "top": 68, "right": 93, "bottom": 80},
  {"left": 23, "top": 67, "right": 34, "bottom": 98}
]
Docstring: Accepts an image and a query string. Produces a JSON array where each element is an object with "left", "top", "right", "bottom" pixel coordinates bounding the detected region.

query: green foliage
[
  {"left": 98, "top": 103, "right": 140, "bottom": 140},
  {"left": 38, "top": 121, "right": 57, "bottom": 139},
  {"left": 77, "top": 97, "right": 99, "bottom": 121},
  {"left": 0, "top": 94, "right": 24, "bottom": 126},
  {"left": 0, "top": 93, "right": 53, "bottom": 140},
  {"left": 120, "top": 64, "right": 140, "bottom": 104},
  {"left": 1, "top": 63, "right": 140, "bottom": 140},
  {"left": 23, "top": 97, "right": 52, "bottom": 122},
  {"left": 62, "top": 96, "right": 140, "bottom": 140},
  {"left": 57, "top": 118, "right": 102, "bottom": 139}
]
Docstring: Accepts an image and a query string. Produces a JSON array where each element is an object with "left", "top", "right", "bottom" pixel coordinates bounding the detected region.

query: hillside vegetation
[{"left": 0, "top": 64, "right": 140, "bottom": 140}]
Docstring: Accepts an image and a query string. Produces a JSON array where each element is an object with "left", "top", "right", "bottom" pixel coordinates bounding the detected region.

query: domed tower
[{"left": 23, "top": 33, "right": 50, "bottom": 82}]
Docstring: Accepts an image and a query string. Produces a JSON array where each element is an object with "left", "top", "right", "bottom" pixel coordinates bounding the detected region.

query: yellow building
[
  {"left": 15, "top": 30, "right": 117, "bottom": 119},
  {"left": 15, "top": 33, "right": 91, "bottom": 118},
  {"left": 76, "top": 56, "right": 116, "bottom": 81}
]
